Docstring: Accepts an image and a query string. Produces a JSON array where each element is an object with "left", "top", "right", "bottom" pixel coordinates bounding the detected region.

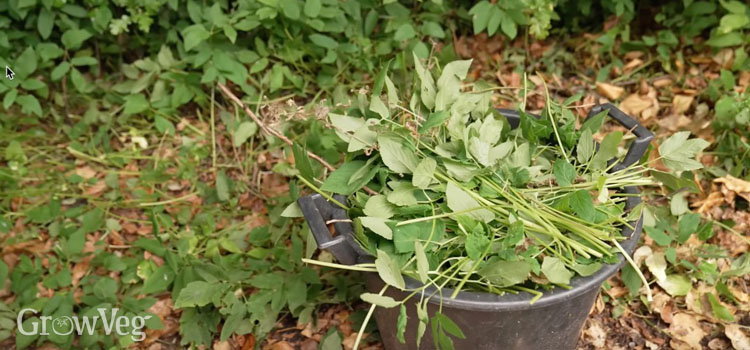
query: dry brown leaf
[
  {"left": 693, "top": 191, "right": 725, "bottom": 214},
  {"left": 75, "top": 166, "right": 98, "bottom": 179},
  {"left": 583, "top": 320, "right": 607, "bottom": 349},
  {"left": 623, "top": 58, "right": 644, "bottom": 73},
  {"left": 726, "top": 324, "right": 750, "bottom": 350},
  {"left": 657, "top": 115, "right": 692, "bottom": 132},
  {"left": 620, "top": 94, "right": 653, "bottom": 117},
  {"left": 715, "top": 175, "right": 750, "bottom": 193},
  {"left": 669, "top": 313, "right": 705, "bottom": 350},
  {"left": 596, "top": 82, "right": 624, "bottom": 100},
  {"left": 672, "top": 95, "right": 694, "bottom": 115},
  {"left": 269, "top": 341, "right": 295, "bottom": 350},
  {"left": 213, "top": 341, "right": 231, "bottom": 350}
]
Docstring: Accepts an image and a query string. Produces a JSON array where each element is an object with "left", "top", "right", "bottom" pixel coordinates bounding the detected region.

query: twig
[{"left": 217, "top": 83, "right": 378, "bottom": 195}]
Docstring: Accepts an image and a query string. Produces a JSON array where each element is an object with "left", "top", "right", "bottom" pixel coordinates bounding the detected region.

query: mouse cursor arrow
[{"left": 5, "top": 66, "right": 14, "bottom": 80}]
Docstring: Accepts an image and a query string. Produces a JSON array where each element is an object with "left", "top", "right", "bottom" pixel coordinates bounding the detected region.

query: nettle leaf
[
  {"left": 378, "top": 135, "right": 419, "bottom": 174},
  {"left": 412, "top": 158, "right": 437, "bottom": 189},
  {"left": 478, "top": 260, "right": 531, "bottom": 287},
  {"left": 375, "top": 249, "right": 405, "bottom": 290},
  {"left": 658, "top": 131, "right": 710, "bottom": 171},
  {"left": 360, "top": 293, "right": 400, "bottom": 308},
  {"left": 553, "top": 159, "right": 576, "bottom": 187},
  {"left": 446, "top": 182, "right": 494, "bottom": 223},
  {"left": 542, "top": 257, "right": 574, "bottom": 285}
]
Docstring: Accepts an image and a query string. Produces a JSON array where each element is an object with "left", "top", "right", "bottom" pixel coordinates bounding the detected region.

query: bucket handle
[
  {"left": 587, "top": 103, "right": 654, "bottom": 172},
  {"left": 297, "top": 194, "right": 369, "bottom": 265}
]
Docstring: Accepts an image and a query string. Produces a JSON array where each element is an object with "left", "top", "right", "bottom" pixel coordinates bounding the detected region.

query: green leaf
[
  {"left": 360, "top": 217, "right": 392, "bottom": 239},
  {"left": 292, "top": 144, "right": 315, "bottom": 181},
  {"left": 658, "top": 131, "right": 710, "bottom": 171},
  {"left": 644, "top": 226, "right": 673, "bottom": 246},
  {"left": 181, "top": 24, "right": 210, "bottom": 51},
  {"left": 677, "top": 213, "right": 700, "bottom": 244},
  {"left": 477, "top": 260, "right": 531, "bottom": 287},
  {"left": 656, "top": 274, "right": 691, "bottom": 297},
  {"left": 123, "top": 94, "right": 149, "bottom": 115},
  {"left": 364, "top": 195, "right": 395, "bottom": 218},
  {"left": 446, "top": 182, "right": 494, "bottom": 223},
  {"left": 420, "top": 111, "right": 450, "bottom": 132},
  {"left": 360, "top": 293, "right": 400, "bottom": 308},
  {"left": 466, "top": 232, "right": 489, "bottom": 261},
  {"left": 393, "top": 219, "right": 442, "bottom": 253},
  {"left": 320, "top": 329, "right": 342, "bottom": 350},
  {"left": 541, "top": 257, "right": 574, "bottom": 285},
  {"left": 14, "top": 47, "right": 38, "bottom": 79},
  {"left": 706, "top": 293, "right": 735, "bottom": 322},
  {"left": 216, "top": 170, "right": 230, "bottom": 201},
  {"left": 320, "top": 161, "right": 379, "bottom": 195},
  {"left": 571, "top": 262, "right": 602, "bottom": 277},
  {"left": 412, "top": 158, "right": 437, "bottom": 189},
  {"left": 37, "top": 8, "right": 55, "bottom": 39},
  {"left": 61, "top": 29, "right": 91, "bottom": 50},
  {"left": 3, "top": 90, "right": 17, "bottom": 110},
  {"left": 375, "top": 249, "right": 405, "bottom": 290},
  {"left": 378, "top": 135, "right": 419, "bottom": 174},
  {"left": 279, "top": 0, "right": 301, "bottom": 19},
  {"left": 141, "top": 265, "right": 175, "bottom": 294},
  {"left": 233, "top": 121, "right": 258, "bottom": 146},
  {"left": 51, "top": 62, "right": 71, "bottom": 81},
  {"left": 591, "top": 131, "right": 622, "bottom": 170},
  {"left": 414, "top": 241, "right": 429, "bottom": 283},
  {"left": 621, "top": 264, "right": 642, "bottom": 297},
  {"left": 706, "top": 32, "right": 744, "bottom": 47},
  {"left": 17, "top": 95, "right": 42, "bottom": 117},
  {"left": 0, "top": 260, "right": 8, "bottom": 287},
  {"left": 414, "top": 52, "right": 436, "bottom": 109},
  {"left": 581, "top": 109, "right": 608, "bottom": 135},
  {"left": 154, "top": 115, "right": 175, "bottom": 135},
  {"left": 553, "top": 159, "right": 576, "bottom": 187},
  {"left": 569, "top": 190, "right": 595, "bottom": 222},
  {"left": 369, "top": 96, "right": 389, "bottom": 118},
  {"left": 394, "top": 23, "right": 416, "bottom": 41},
  {"left": 174, "top": 281, "right": 227, "bottom": 308},
  {"left": 309, "top": 34, "right": 338, "bottom": 49},
  {"left": 397, "top": 304, "right": 408, "bottom": 343},
  {"left": 304, "top": 0, "right": 321, "bottom": 17}
]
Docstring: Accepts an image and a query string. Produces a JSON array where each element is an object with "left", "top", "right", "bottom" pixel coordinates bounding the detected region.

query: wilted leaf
[{"left": 596, "top": 82, "right": 624, "bottom": 100}]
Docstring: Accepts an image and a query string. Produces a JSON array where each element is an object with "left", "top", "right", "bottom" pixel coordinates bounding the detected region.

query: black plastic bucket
[{"left": 299, "top": 104, "right": 653, "bottom": 350}]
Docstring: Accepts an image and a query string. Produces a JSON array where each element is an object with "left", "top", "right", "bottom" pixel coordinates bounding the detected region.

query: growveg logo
[{"left": 17, "top": 308, "right": 152, "bottom": 341}]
